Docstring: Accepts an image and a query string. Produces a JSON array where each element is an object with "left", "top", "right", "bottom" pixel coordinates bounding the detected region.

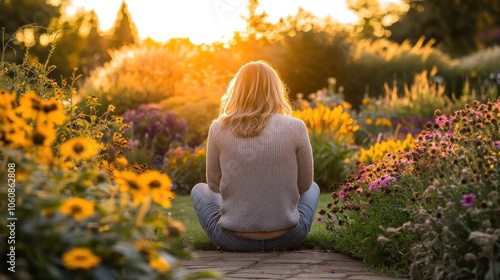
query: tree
[
  {"left": 80, "top": 11, "right": 110, "bottom": 76},
  {"left": 388, "top": 0, "right": 500, "bottom": 57},
  {"left": 347, "top": 0, "right": 406, "bottom": 39},
  {"left": 0, "top": 0, "right": 65, "bottom": 62},
  {"left": 28, "top": 10, "right": 110, "bottom": 81},
  {"left": 241, "top": 0, "right": 273, "bottom": 41},
  {"left": 274, "top": 30, "right": 352, "bottom": 100},
  {"left": 108, "top": 0, "right": 138, "bottom": 50}
]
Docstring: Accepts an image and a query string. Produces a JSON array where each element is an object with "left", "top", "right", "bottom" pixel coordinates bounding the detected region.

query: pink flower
[
  {"left": 493, "top": 141, "right": 500, "bottom": 149},
  {"left": 461, "top": 193, "right": 476, "bottom": 208},
  {"left": 316, "top": 216, "right": 326, "bottom": 223},
  {"left": 369, "top": 176, "right": 396, "bottom": 191},
  {"left": 338, "top": 190, "right": 346, "bottom": 199},
  {"left": 358, "top": 172, "right": 368, "bottom": 182},
  {"left": 435, "top": 115, "right": 448, "bottom": 127}
]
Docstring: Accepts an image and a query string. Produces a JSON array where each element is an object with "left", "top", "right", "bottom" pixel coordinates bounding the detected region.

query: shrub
[
  {"left": 321, "top": 98, "right": 500, "bottom": 278},
  {"left": 397, "top": 100, "right": 500, "bottom": 280},
  {"left": 122, "top": 103, "right": 187, "bottom": 167},
  {"left": 162, "top": 144, "right": 207, "bottom": 195},
  {"left": 79, "top": 45, "right": 195, "bottom": 115},
  {"left": 346, "top": 38, "right": 457, "bottom": 105},
  {"left": 320, "top": 153, "right": 419, "bottom": 276},
  {"left": 159, "top": 93, "right": 219, "bottom": 147},
  {"left": 355, "top": 69, "right": 498, "bottom": 146},
  {"left": 293, "top": 103, "right": 359, "bottom": 191},
  {"left": 457, "top": 46, "right": 500, "bottom": 80},
  {"left": 0, "top": 89, "right": 190, "bottom": 279},
  {"left": 0, "top": 44, "right": 215, "bottom": 279},
  {"left": 294, "top": 77, "right": 347, "bottom": 110}
]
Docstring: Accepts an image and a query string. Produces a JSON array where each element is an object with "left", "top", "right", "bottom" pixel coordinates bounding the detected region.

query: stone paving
[{"left": 181, "top": 250, "right": 403, "bottom": 280}]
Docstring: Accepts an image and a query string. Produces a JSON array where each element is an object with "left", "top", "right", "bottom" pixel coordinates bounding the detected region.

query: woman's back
[{"left": 206, "top": 114, "right": 313, "bottom": 232}]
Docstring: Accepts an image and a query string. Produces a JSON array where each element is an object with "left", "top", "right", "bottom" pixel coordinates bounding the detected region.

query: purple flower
[
  {"left": 369, "top": 179, "right": 381, "bottom": 191},
  {"left": 122, "top": 104, "right": 187, "bottom": 156},
  {"left": 380, "top": 176, "right": 396, "bottom": 187},
  {"left": 369, "top": 176, "right": 396, "bottom": 191},
  {"left": 461, "top": 193, "right": 476, "bottom": 208},
  {"left": 316, "top": 216, "right": 326, "bottom": 223}
]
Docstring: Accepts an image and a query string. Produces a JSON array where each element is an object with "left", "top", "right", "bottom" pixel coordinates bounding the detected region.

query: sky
[{"left": 66, "top": 0, "right": 398, "bottom": 44}]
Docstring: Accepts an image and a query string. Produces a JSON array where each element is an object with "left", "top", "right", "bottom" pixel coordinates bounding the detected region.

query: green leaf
[
  {"left": 92, "top": 264, "right": 117, "bottom": 279},
  {"left": 184, "top": 270, "right": 224, "bottom": 280}
]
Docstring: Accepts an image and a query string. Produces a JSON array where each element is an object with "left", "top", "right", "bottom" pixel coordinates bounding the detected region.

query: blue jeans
[{"left": 190, "top": 182, "right": 320, "bottom": 252}]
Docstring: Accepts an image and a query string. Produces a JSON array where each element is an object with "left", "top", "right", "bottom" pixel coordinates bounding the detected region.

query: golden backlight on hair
[{"left": 218, "top": 61, "right": 292, "bottom": 138}]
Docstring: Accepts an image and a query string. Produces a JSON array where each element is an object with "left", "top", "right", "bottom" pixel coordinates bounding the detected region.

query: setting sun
[{"left": 67, "top": 0, "right": 363, "bottom": 44}]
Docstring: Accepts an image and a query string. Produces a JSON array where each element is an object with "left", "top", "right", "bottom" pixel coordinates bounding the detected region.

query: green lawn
[{"left": 163, "top": 193, "right": 336, "bottom": 251}]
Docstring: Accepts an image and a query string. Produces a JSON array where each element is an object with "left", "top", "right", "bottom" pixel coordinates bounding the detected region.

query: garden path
[{"left": 181, "top": 250, "right": 404, "bottom": 280}]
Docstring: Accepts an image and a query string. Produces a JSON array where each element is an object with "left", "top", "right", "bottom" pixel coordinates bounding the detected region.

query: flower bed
[{"left": 320, "top": 99, "right": 500, "bottom": 278}]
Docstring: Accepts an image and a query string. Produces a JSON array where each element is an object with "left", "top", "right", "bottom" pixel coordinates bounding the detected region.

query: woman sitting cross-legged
[{"left": 191, "top": 60, "right": 320, "bottom": 252}]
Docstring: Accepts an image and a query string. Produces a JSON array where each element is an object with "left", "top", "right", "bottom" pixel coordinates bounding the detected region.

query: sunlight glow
[{"left": 67, "top": 0, "right": 401, "bottom": 44}]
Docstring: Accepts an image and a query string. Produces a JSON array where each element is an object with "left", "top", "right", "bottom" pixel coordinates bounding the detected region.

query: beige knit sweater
[{"left": 206, "top": 114, "right": 314, "bottom": 232}]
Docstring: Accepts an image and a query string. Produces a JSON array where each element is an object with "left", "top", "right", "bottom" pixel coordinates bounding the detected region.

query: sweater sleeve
[
  {"left": 206, "top": 122, "right": 222, "bottom": 193},
  {"left": 296, "top": 120, "right": 314, "bottom": 193}
]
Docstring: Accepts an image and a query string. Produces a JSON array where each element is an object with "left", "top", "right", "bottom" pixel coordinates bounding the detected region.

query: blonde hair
[{"left": 218, "top": 60, "right": 292, "bottom": 138}]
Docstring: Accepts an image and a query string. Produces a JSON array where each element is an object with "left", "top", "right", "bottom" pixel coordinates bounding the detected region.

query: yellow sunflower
[
  {"left": 1, "top": 123, "right": 31, "bottom": 149},
  {"left": 2, "top": 109, "right": 26, "bottom": 128},
  {"left": 149, "top": 256, "right": 170, "bottom": 272},
  {"left": 114, "top": 171, "right": 148, "bottom": 205},
  {"left": 18, "top": 91, "right": 43, "bottom": 120},
  {"left": 163, "top": 219, "right": 186, "bottom": 237},
  {"left": 32, "top": 125, "right": 56, "bottom": 147},
  {"left": 34, "top": 146, "right": 55, "bottom": 165},
  {"left": 39, "top": 98, "right": 66, "bottom": 125},
  {"left": 62, "top": 248, "right": 101, "bottom": 270},
  {"left": 59, "top": 197, "right": 95, "bottom": 221},
  {"left": 140, "top": 171, "right": 175, "bottom": 208},
  {"left": 60, "top": 137, "right": 101, "bottom": 160},
  {"left": 135, "top": 239, "right": 154, "bottom": 256}
]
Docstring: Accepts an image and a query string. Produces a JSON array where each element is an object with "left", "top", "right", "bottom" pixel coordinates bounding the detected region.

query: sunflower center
[
  {"left": 33, "top": 132, "right": 46, "bottom": 146},
  {"left": 149, "top": 180, "right": 161, "bottom": 189},
  {"left": 73, "top": 254, "right": 88, "bottom": 261},
  {"left": 70, "top": 205, "right": 82, "bottom": 215},
  {"left": 31, "top": 98, "right": 42, "bottom": 111},
  {"left": 42, "top": 103, "right": 58, "bottom": 114},
  {"left": 73, "top": 143, "right": 85, "bottom": 154},
  {"left": 127, "top": 180, "right": 140, "bottom": 190}
]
